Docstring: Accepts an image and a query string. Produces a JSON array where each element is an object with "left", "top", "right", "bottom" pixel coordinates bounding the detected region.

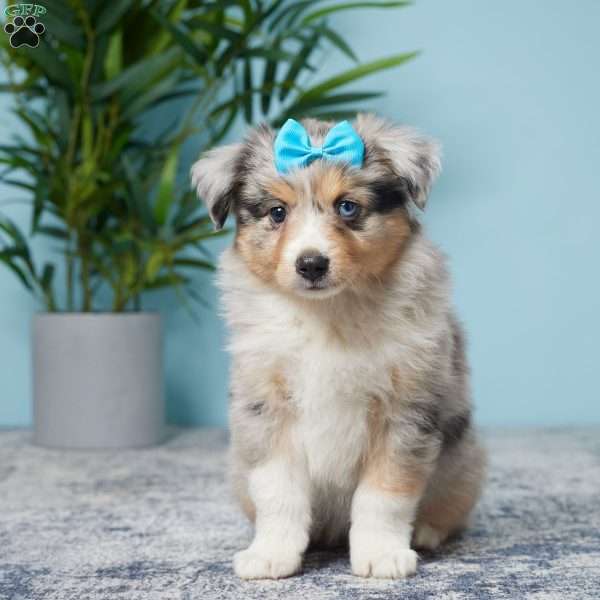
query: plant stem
[
  {"left": 80, "top": 236, "right": 92, "bottom": 311},
  {"left": 43, "top": 287, "right": 56, "bottom": 312},
  {"left": 113, "top": 288, "right": 124, "bottom": 312},
  {"left": 74, "top": 4, "right": 96, "bottom": 312},
  {"left": 66, "top": 237, "right": 74, "bottom": 311}
]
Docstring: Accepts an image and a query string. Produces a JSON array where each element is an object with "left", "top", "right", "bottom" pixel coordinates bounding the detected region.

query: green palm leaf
[
  {"left": 154, "top": 146, "right": 179, "bottom": 226},
  {"left": 301, "top": 1, "right": 411, "bottom": 25},
  {"left": 91, "top": 49, "right": 179, "bottom": 101},
  {"left": 298, "top": 52, "right": 419, "bottom": 100}
]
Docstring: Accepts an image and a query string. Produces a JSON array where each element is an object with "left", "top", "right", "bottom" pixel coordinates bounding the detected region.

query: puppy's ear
[
  {"left": 191, "top": 143, "right": 243, "bottom": 230},
  {"left": 396, "top": 135, "right": 441, "bottom": 210},
  {"left": 356, "top": 114, "right": 441, "bottom": 210}
]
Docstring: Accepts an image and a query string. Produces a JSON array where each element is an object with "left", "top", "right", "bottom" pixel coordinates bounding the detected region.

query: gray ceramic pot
[{"left": 32, "top": 313, "right": 165, "bottom": 449}]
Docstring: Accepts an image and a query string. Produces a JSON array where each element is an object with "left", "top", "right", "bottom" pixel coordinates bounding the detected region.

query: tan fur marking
[
  {"left": 234, "top": 225, "right": 276, "bottom": 283},
  {"left": 235, "top": 211, "right": 296, "bottom": 285},
  {"left": 417, "top": 485, "right": 478, "bottom": 534},
  {"left": 416, "top": 442, "right": 486, "bottom": 536},
  {"left": 311, "top": 166, "right": 372, "bottom": 211},
  {"left": 320, "top": 208, "right": 412, "bottom": 292},
  {"left": 270, "top": 371, "right": 289, "bottom": 404},
  {"left": 312, "top": 166, "right": 347, "bottom": 210},
  {"left": 390, "top": 367, "right": 402, "bottom": 394},
  {"left": 364, "top": 452, "right": 427, "bottom": 498},
  {"left": 265, "top": 179, "right": 298, "bottom": 206},
  {"left": 357, "top": 211, "right": 412, "bottom": 281},
  {"left": 389, "top": 364, "right": 429, "bottom": 400},
  {"left": 363, "top": 396, "right": 428, "bottom": 498},
  {"left": 236, "top": 486, "right": 256, "bottom": 522}
]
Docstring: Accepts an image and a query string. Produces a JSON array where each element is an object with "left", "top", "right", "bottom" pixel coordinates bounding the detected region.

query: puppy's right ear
[{"left": 191, "top": 143, "right": 243, "bottom": 230}]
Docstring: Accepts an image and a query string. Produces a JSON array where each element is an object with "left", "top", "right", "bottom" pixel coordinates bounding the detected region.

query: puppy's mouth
[{"left": 294, "top": 276, "right": 343, "bottom": 299}]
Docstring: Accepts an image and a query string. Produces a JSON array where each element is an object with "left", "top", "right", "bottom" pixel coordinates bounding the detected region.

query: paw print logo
[{"left": 4, "top": 15, "right": 45, "bottom": 48}]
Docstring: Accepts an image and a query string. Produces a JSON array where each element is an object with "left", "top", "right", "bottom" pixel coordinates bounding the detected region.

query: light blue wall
[{"left": 2, "top": 0, "right": 600, "bottom": 428}]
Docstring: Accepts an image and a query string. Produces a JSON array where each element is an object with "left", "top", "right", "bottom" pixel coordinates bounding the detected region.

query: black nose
[{"left": 295, "top": 252, "right": 330, "bottom": 282}]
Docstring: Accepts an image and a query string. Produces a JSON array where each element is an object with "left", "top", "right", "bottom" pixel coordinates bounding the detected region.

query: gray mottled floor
[{"left": 1, "top": 428, "right": 599, "bottom": 600}]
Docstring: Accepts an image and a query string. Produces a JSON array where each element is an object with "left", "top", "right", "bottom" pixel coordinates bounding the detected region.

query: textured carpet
[{"left": 1, "top": 428, "right": 599, "bottom": 600}]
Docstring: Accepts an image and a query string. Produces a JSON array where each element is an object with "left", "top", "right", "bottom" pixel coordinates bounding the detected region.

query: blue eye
[
  {"left": 337, "top": 200, "right": 359, "bottom": 220},
  {"left": 270, "top": 206, "right": 287, "bottom": 224}
]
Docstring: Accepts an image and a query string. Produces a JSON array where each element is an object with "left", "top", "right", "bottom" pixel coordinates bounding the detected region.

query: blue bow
[{"left": 274, "top": 119, "right": 364, "bottom": 175}]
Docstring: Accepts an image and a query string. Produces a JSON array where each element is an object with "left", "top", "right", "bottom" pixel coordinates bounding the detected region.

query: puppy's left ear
[
  {"left": 356, "top": 114, "right": 441, "bottom": 210},
  {"left": 191, "top": 143, "right": 243, "bottom": 230},
  {"left": 397, "top": 133, "right": 441, "bottom": 210}
]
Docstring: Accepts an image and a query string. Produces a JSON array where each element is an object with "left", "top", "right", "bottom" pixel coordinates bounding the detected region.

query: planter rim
[{"left": 34, "top": 311, "right": 160, "bottom": 318}]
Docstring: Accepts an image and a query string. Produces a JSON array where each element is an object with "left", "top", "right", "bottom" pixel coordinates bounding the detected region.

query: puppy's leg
[
  {"left": 350, "top": 455, "right": 431, "bottom": 579},
  {"left": 234, "top": 452, "right": 311, "bottom": 580},
  {"left": 413, "top": 433, "right": 486, "bottom": 550}
]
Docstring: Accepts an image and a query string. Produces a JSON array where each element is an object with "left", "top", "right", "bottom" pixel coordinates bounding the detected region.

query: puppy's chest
[
  {"left": 232, "top": 291, "right": 401, "bottom": 484},
  {"left": 287, "top": 344, "right": 387, "bottom": 487},
  {"left": 293, "top": 391, "right": 367, "bottom": 487}
]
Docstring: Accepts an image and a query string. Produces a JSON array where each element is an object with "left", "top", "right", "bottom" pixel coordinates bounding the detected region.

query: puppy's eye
[
  {"left": 337, "top": 200, "right": 360, "bottom": 220},
  {"left": 270, "top": 205, "right": 287, "bottom": 224}
]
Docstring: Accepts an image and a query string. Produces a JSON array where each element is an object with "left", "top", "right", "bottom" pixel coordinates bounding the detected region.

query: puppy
[{"left": 192, "top": 114, "right": 485, "bottom": 580}]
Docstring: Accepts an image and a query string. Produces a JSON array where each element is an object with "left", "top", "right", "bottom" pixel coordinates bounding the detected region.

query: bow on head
[{"left": 274, "top": 118, "right": 364, "bottom": 175}]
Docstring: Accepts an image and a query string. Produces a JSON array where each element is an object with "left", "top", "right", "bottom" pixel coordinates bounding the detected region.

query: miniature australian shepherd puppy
[{"left": 192, "top": 114, "right": 485, "bottom": 580}]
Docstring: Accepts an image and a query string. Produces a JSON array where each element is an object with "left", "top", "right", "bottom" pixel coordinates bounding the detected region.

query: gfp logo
[{"left": 3, "top": 4, "right": 46, "bottom": 48}]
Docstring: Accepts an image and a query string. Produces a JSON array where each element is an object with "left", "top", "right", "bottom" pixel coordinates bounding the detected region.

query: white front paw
[
  {"left": 351, "top": 547, "right": 417, "bottom": 578},
  {"left": 234, "top": 547, "right": 302, "bottom": 580},
  {"left": 350, "top": 530, "right": 418, "bottom": 579}
]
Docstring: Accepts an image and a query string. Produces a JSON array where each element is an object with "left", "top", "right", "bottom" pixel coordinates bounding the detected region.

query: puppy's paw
[
  {"left": 412, "top": 523, "right": 447, "bottom": 550},
  {"left": 351, "top": 545, "right": 418, "bottom": 579},
  {"left": 234, "top": 547, "right": 302, "bottom": 579}
]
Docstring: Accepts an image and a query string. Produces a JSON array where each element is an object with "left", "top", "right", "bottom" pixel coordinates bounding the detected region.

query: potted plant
[{"left": 0, "top": 0, "right": 415, "bottom": 448}]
